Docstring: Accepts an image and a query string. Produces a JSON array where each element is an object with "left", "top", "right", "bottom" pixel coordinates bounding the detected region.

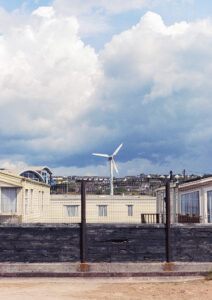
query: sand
[{"left": 0, "top": 277, "right": 211, "bottom": 300}]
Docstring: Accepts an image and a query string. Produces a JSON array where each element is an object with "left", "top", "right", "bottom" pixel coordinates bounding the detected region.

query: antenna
[
  {"left": 183, "top": 169, "right": 186, "bottom": 180},
  {"left": 92, "top": 143, "right": 123, "bottom": 195}
]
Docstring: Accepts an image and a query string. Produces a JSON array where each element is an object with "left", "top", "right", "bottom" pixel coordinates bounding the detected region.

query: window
[
  {"left": 42, "top": 172, "right": 47, "bottom": 183},
  {"left": 20, "top": 171, "right": 42, "bottom": 182},
  {"left": 30, "top": 189, "right": 33, "bottom": 212},
  {"left": 1, "top": 188, "right": 17, "bottom": 213},
  {"left": 25, "top": 189, "right": 28, "bottom": 214},
  {"left": 41, "top": 191, "right": 44, "bottom": 211},
  {"left": 207, "top": 191, "right": 212, "bottom": 223},
  {"left": 127, "top": 205, "right": 133, "bottom": 216},
  {"left": 66, "top": 205, "right": 79, "bottom": 217},
  {"left": 181, "top": 191, "right": 199, "bottom": 216},
  {"left": 38, "top": 191, "right": 41, "bottom": 208},
  {"left": 98, "top": 205, "right": 107, "bottom": 217}
]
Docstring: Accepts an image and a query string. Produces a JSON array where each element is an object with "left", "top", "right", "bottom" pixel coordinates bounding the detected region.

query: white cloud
[
  {"left": 0, "top": 6, "right": 104, "bottom": 160},
  {"left": 32, "top": 6, "right": 55, "bottom": 18},
  {"left": 53, "top": 163, "right": 108, "bottom": 176},
  {"left": 53, "top": 0, "right": 171, "bottom": 15},
  {"left": 0, "top": 8, "right": 212, "bottom": 175},
  {"left": 0, "top": 160, "right": 27, "bottom": 171},
  {"left": 52, "top": 155, "right": 191, "bottom": 177},
  {"left": 52, "top": 0, "right": 111, "bottom": 37},
  {"left": 52, "top": 0, "right": 172, "bottom": 38},
  {"left": 94, "top": 11, "right": 212, "bottom": 174},
  {"left": 100, "top": 11, "right": 212, "bottom": 104}
]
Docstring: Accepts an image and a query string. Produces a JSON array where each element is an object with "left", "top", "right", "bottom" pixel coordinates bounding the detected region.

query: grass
[{"left": 205, "top": 271, "right": 212, "bottom": 280}]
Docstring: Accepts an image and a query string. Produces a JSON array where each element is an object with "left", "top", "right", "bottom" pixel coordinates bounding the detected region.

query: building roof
[
  {"left": 51, "top": 194, "right": 156, "bottom": 201},
  {"left": 155, "top": 175, "right": 212, "bottom": 193},
  {"left": 0, "top": 166, "right": 53, "bottom": 185},
  {"left": 0, "top": 170, "right": 50, "bottom": 187},
  {"left": 178, "top": 175, "right": 212, "bottom": 192}
]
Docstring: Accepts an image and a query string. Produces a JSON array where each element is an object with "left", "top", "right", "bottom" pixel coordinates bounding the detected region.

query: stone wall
[
  {"left": 0, "top": 224, "right": 212, "bottom": 262},
  {"left": 171, "top": 226, "right": 212, "bottom": 262},
  {"left": 0, "top": 224, "right": 80, "bottom": 262},
  {"left": 87, "top": 224, "right": 166, "bottom": 262}
]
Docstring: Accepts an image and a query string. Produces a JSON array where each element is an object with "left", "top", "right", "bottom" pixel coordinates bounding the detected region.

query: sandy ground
[{"left": 0, "top": 277, "right": 211, "bottom": 300}]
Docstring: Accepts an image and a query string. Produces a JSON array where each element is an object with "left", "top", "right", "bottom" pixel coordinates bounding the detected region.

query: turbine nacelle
[
  {"left": 92, "top": 143, "right": 123, "bottom": 175},
  {"left": 92, "top": 143, "right": 123, "bottom": 195}
]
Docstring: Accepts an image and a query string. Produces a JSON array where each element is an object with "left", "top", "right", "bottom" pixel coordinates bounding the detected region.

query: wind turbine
[{"left": 92, "top": 143, "right": 123, "bottom": 196}]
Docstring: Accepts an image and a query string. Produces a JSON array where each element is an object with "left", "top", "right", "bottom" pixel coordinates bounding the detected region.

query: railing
[
  {"left": 141, "top": 213, "right": 202, "bottom": 224},
  {"left": 0, "top": 214, "right": 22, "bottom": 223},
  {"left": 141, "top": 213, "right": 164, "bottom": 224},
  {"left": 178, "top": 214, "right": 201, "bottom": 223}
]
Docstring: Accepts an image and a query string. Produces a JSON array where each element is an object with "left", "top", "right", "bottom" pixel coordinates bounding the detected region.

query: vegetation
[
  {"left": 114, "top": 187, "right": 128, "bottom": 195},
  {"left": 205, "top": 271, "right": 212, "bottom": 280}
]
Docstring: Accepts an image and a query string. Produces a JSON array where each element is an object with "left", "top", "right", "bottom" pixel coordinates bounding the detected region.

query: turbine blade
[
  {"left": 92, "top": 153, "right": 109, "bottom": 158},
  {"left": 112, "top": 143, "right": 123, "bottom": 156},
  {"left": 113, "top": 159, "right": 119, "bottom": 174}
]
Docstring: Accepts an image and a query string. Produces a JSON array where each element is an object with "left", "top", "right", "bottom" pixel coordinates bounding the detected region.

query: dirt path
[{"left": 0, "top": 277, "right": 211, "bottom": 300}]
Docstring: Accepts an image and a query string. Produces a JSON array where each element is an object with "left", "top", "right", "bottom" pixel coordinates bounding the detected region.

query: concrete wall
[{"left": 0, "top": 224, "right": 212, "bottom": 262}]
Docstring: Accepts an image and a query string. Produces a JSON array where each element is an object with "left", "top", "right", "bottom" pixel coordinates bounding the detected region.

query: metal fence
[
  {"left": 140, "top": 213, "right": 201, "bottom": 224},
  {"left": 23, "top": 194, "right": 156, "bottom": 224},
  {"left": 0, "top": 182, "right": 157, "bottom": 224},
  {"left": 0, "top": 180, "right": 207, "bottom": 264},
  {"left": 0, "top": 180, "right": 203, "bottom": 225}
]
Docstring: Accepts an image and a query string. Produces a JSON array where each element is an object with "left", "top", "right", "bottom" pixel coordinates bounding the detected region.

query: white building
[
  {"left": 156, "top": 176, "right": 212, "bottom": 224},
  {"left": 49, "top": 194, "right": 156, "bottom": 223},
  {"left": 0, "top": 168, "right": 156, "bottom": 224},
  {"left": 0, "top": 170, "right": 50, "bottom": 223},
  {"left": 5, "top": 166, "right": 52, "bottom": 185}
]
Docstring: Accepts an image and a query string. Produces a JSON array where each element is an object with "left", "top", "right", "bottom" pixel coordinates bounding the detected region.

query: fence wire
[
  {"left": 0, "top": 185, "right": 203, "bottom": 224},
  {"left": 44, "top": 194, "right": 156, "bottom": 224},
  {"left": 0, "top": 192, "right": 157, "bottom": 224}
]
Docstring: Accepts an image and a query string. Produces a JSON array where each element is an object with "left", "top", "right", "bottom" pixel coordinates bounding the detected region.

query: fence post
[
  {"left": 81, "top": 181, "right": 86, "bottom": 263},
  {"left": 165, "top": 180, "right": 171, "bottom": 262}
]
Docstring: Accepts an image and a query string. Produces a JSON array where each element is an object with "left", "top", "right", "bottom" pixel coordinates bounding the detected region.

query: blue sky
[
  {"left": 0, "top": 0, "right": 212, "bottom": 176},
  {"left": 0, "top": 0, "right": 51, "bottom": 12},
  {"left": 1, "top": 0, "right": 212, "bottom": 50}
]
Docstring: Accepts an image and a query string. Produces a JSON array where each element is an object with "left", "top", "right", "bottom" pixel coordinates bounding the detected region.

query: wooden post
[
  {"left": 81, "top": 181, "right": 86, "bottom": 263},
  {"left": 165, "top": 180, "right": 171, "bottom": 262}
]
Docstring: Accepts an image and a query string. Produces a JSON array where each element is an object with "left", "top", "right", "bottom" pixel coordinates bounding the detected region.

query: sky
[{"left": 0, "top": 0, "right": 212, "bottom": 176}]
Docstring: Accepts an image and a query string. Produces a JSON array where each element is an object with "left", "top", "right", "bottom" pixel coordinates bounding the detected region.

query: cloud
[
  {"left": 0, "top": 8, "right": 212, "bottom": 175},
  {"left": 52, "top": 0, "right": 172, "bottom": 38},
  {"left": 0, "top": 6, "right": 103, "bottom": 164},
  {"left": 53, "top": 154, "right": 203, "bottom": 176},
  {"left": 0, "top": 159, "right": 27, "bottom": 171},
  {"left": 53, "top": 0, "right": 173, "bottom": 15},
  {"left": 52, "top": 157, "right": 170, "bottom": 176},
  {"left": 51, "top": 0, "right": 193, "bottom": 36},
  {"left": 32, "top": 6, "right": 55, "bottom": 18},
  {"left": 93, "top": 11, "right": 212, "bottom": 174},
  {"left": 52, "top": 0, "right": 112, "bottom": 37}
]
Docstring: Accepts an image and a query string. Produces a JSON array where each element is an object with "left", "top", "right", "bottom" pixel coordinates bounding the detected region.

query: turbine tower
[{"left": 92, "top": 143, "right": 123, "bottom": 196}]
